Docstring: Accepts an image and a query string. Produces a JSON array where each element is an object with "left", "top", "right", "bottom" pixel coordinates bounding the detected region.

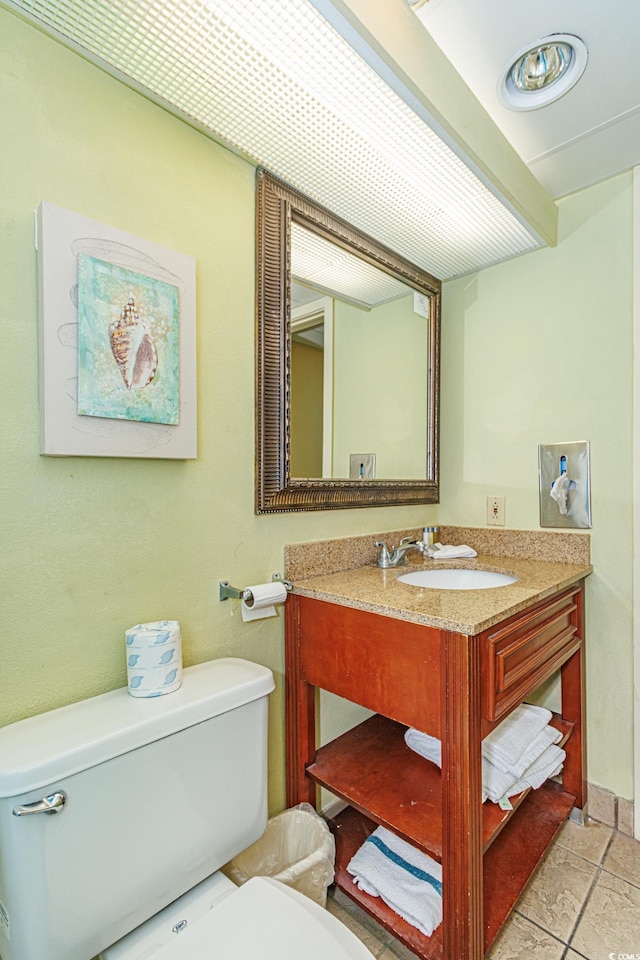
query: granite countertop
[{"left": 291, "top": 554, "right": 593, "bottom": 635}]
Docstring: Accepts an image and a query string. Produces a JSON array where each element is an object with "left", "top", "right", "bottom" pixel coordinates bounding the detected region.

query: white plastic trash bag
[{"left": 225, "top": 802, "right": 336, "bottom": 907}]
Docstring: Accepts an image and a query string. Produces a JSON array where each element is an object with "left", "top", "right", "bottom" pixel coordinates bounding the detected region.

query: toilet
[{"left": 0, "top": 658, "right": 374, "bottom": 960}]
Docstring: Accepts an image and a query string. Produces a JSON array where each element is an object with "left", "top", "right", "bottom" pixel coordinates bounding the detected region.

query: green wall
[
  {"left": 333, "top": 295, "right": 429, "bottom": 478},
  {"left": 0, "top": 10, "right": 437, "bottom": 814},
  {"left": 440, "top": 173, "right": 634, "bottom": 798},
  {"left": 1, "top": 8, "right": 635, "bottom": 810}
]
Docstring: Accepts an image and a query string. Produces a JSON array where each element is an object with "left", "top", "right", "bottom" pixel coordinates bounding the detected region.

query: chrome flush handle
[{"left": 12, "top": 792, "right": 66, "bottom": 816}]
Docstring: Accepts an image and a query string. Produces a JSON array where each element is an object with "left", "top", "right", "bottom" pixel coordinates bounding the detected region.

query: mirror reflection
[
  {"left": 290, "top": 224, "right": 430, "bottom": 480},
  {"left": 255, "top": 169, "right": 441, "bottom": 513}
]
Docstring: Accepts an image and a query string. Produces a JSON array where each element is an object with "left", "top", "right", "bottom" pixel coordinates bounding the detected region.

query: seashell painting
[
  {"left": 76, "top": 254, "right": 180, "bottom": 425},
  {"left": 109, "top": 298, "right": 158, "bottom": 390}
]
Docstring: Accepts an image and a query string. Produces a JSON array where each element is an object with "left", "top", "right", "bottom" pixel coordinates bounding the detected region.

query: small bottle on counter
[{"left": 423, "top": 526, "right": 440, "bottom": 547}]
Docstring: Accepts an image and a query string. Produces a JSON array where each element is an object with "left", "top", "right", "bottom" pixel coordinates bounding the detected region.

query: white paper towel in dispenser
[
  {"left": 241, "top": 582, "right": 288, "bottom": 622},
  {"left": 125, "top": 620, "right": 182, "bottom": 697}
]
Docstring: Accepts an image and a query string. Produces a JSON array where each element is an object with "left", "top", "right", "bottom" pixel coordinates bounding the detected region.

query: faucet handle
[
  {"left": 374, "top": 540, "right": 392, "bottom": 567},
  {"left": 400, "top": 536, "right": 425, "bottom": 553}
]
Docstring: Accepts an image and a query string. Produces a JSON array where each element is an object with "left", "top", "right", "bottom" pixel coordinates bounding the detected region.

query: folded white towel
[
  {"left": 424, "top": 543, "right": 477, "bottom": 559},
  {"left": 483, "top": 741, "right": 565, "bottom": 803},
  {"left": 482, "top": 704, "right": 552, "bottom": 770},
  {"left": 347, "top": 826, "right": 442, "bottom": 937},
  {"left": 507, "top": 744, "right": 566, "bottom": 796},
  {"left": 404, "top": 716, "right": 560, "bottom": 778},
  {"left": 481, "top": 757, "right": 517, "bottom": 804},
  {"left": 488, "top": 723, "right": 562, "bottom": 779},
  {"left": 405, "top": 714, "right": 564, "bottom": 804}
]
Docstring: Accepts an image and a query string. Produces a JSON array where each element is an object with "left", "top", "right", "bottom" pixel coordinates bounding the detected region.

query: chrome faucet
[{"left": 375, "top": 537, "right": 425, "bottom": 568}]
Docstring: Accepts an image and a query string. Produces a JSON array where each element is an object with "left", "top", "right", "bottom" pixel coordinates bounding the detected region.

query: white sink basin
[{"left": 397, "top": 568, "right": 518, "bottom": 590}]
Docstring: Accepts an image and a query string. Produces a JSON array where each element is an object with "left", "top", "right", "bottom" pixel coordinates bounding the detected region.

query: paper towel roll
[
  {"left": 241, "top": 582, "right": 288, "bottom": 622},
  {"left": 125, "top": 620, "right": 182, "bottom": 697}
]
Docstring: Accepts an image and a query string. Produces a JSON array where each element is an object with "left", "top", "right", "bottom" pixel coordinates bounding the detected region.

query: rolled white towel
[
  {"left": 347, "top": 826, "right": 442, "bottom": 937},
  {"left": 482, "top": 704, "right": 552, "bottom": 771},
  {"left": 404, "top": 728, "right": 441, "bottom": 766}
]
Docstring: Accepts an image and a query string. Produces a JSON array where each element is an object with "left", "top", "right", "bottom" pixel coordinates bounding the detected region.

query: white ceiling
[{"left": 415, "top": 0, "right": 640, "bottom": 199}]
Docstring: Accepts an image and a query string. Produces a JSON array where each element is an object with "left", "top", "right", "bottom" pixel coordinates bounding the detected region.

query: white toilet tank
[{"left": 0, "top": 658, "right": 275, "bottom": 960}]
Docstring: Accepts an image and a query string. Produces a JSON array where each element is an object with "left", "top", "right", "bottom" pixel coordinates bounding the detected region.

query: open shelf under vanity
[
  {"left": 285, "top": 579, "right": 587, "bottom": 960},
  {"left": 314, "top": 714, "right": 576, "bottom": 959}
]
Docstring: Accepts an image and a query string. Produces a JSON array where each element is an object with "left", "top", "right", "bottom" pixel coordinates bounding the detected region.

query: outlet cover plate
[
  {"left": 487, "top": 495, "right": 506, "bottom": 526},
  {"left": 538, "top": 441, "right": 591, "bottom": 528}
]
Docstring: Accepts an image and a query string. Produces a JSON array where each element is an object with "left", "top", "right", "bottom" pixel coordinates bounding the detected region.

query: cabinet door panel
[{"left": 297, "top": 596, "right": 442, "bottom": 735}]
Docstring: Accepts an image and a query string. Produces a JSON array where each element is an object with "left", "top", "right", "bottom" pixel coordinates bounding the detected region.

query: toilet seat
[{"left": 149, "top": 877, "right": 375, "bottom": 960}]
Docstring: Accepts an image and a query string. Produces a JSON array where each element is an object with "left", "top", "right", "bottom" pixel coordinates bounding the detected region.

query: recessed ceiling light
[{"left": 499, "top": 34, "right": 588, "bottom": 111}]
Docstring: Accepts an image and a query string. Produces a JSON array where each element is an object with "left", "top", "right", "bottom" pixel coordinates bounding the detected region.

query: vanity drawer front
[{"left": 484, "top": 588, "right": 581, "bottom": 721}]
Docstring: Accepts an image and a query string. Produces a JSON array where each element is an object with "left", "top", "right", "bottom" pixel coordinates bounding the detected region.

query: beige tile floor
[{"left": 327, "top": 820, "right": 640, "bottom": 960}]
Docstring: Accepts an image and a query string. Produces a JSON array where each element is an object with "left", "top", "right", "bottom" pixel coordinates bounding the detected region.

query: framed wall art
[{"left": 36, "top": 201, "right": 196, "bottom": 458}]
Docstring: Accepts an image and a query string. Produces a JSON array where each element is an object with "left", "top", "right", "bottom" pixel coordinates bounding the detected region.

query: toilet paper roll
[
  {"left": 125, "top": 620, "right": 182, "bottom": 697},
  {"left": 241, "top": 582, "right": 288, "bottom": 622}
]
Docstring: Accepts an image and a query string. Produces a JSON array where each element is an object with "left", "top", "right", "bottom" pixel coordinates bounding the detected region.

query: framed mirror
[{"left": 256, "top": 169, "right": 441, "bottom": 513}]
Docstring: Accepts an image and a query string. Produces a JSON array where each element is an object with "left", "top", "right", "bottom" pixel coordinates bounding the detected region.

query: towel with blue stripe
[{"left": 346, "top": 826, "right": 442, "bottom": 937}]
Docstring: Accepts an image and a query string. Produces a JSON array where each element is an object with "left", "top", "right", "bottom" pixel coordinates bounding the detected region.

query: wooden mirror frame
[{"left": 255, "top": 169, "right": 441, "bottom": 513}]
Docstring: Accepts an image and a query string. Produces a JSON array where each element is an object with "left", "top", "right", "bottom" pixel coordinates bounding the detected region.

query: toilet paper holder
[{"left": 219, "top": 572, "right": 293, "bottom": 602}]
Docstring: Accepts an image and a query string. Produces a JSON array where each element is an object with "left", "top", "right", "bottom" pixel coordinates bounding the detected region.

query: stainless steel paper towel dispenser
[{"left": 538, "top": 441, "right": 591, "bottom": 528}]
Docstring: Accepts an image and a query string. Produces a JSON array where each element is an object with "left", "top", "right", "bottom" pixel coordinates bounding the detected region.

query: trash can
[{"left": 224, "top": 802, "right": 336, "bottom": 907}]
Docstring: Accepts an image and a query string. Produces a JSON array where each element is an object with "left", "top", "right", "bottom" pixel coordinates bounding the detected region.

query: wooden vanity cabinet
[{"left": 285, "top": 581, "right": 586, "bottom": 960}]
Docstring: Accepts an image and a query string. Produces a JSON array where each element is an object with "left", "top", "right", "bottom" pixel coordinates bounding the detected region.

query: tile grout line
[
  {"left": 562, "top": 828, "right": 618, "bottom": 955},
  {"left": 598, "top": 834, "right": 640, "bottom": 892},
  {"left": 513, "top": 908, "right": 570, "bottom": 947},
  {"left": 510, "top": 826, "right": 617, "bottom": 956},
  {"left": 561, "top": 944, "right": 588, "bottom": 960}
]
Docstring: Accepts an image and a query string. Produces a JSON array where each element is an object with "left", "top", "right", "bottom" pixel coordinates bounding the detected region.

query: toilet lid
[{"left": 152, "top": 877, "right": 375, "bottom": 960}]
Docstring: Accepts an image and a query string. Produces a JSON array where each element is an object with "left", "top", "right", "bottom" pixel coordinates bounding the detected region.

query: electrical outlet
[{"left": 486, "top": 496, "right": 506, "bottom": 526}]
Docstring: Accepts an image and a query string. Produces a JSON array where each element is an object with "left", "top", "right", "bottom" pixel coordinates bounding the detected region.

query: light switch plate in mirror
[
  {"left": 538, "top": 440, "right": 592, "bottom": 528},
  {"left": 349, "top": 454, "right": 376, "bottom": 479}
]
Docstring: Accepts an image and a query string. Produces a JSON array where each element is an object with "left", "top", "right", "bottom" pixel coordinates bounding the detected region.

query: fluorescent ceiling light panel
[{"left": 6, "top": 0, "right": 543, "bottom": 277}]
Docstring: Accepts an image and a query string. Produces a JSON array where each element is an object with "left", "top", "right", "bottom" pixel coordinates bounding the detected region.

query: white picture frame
[{"left": 36, "top": 201, "right": 197, "bottom": 458}]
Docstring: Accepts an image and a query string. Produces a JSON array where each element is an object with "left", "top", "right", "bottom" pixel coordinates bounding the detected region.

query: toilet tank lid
[{"left": 0, "top": 658, "right": 275, "bottom": 798}]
